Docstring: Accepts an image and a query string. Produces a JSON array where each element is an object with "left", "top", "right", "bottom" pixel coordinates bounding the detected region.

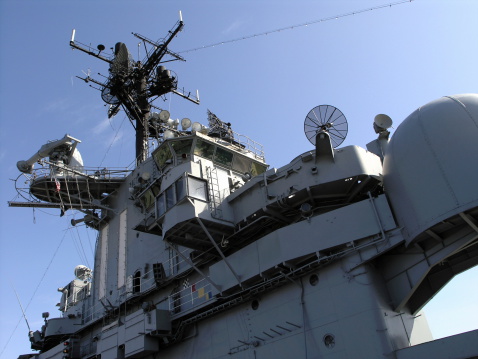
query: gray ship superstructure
[{"left": 11, "top": 15, "right": 478, "bottom": 359}]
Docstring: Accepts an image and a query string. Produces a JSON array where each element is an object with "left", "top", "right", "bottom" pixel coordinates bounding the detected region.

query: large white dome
[{"left": 383, "top": 94, "right": 478, "bottom": 243}]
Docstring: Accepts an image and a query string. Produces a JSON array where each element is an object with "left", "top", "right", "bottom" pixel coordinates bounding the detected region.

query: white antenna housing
[{"left": 373, "top": 114, "right": 393, "bottom": 133}]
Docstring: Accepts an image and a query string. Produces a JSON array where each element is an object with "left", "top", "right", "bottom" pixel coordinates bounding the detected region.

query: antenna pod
[{"left": 373, "top": 114, "right": 393, "bottom": 133}]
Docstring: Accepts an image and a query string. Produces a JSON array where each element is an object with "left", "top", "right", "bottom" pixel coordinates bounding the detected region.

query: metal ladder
[{"left": 206, "top": 166, "right": 222, "bottom": 219}]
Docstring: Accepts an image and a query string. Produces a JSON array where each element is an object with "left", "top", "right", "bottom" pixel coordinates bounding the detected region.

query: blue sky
[{"left": 1, "top": 0, "right": 477, "bottom": 357}]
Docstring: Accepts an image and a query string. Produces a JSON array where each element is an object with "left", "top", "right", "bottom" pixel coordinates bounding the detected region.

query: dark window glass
[
  {"left": 151, "top": 184, "right": 160, "bottom": 197},
  {"left": 171, "top": 139, "right": 193, "bottom": 157},
  {"left": 153, "top": 144, "right": 173, "bottom": 168},
  {"left": 157, "top": 193, "right": 165, "bottom": 217},
  {"left": 176, "top": 177, "right": 186, "bottom": 201},
  {"left": 232, "top": 155, "right": 251, "bottom": 173},
  {"left": 251, "top": 162, "right": 267, "bottom": 176},
  {"left": 133, "top": 271, "right": 141, "bottom": 293},
  {"left": 194, "top": 139, "right": 215, "bottom": 160},
  {"left": 141, "top": 189, "right": 155, "bottom": 210},
  {"left": 214, "top": 147, "right": 233, "bottom": 167},
  {"left": 166, "top": 186, "right": 175, "bottom": 209}
]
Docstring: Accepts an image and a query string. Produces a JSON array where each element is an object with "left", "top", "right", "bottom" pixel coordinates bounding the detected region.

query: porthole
[
  {"left": 251, "top": 299, "right": 259, "bottom": 310},
  {"left": 323, "top": 334, "right": 335, "bottom": 349},
  {"left": 309, "top": 274, "right": 319, "bottom": 286}
]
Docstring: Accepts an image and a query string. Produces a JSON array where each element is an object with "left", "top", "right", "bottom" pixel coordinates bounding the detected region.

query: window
[
  {"left": 214, "top": 147, "right": 233, "bottom": 168},
  {"left": 156, "top": 175, "right": 208, "bottom": 219},
  {"left": 175, "top": 177, "right": 186, "bottom": 201},
  {"left": 171, "top": 139, "right": 193, "bottom": 157},
  {"left": 133, "top": 271, "right": 141, "bottom": 294},
  {"left": 153, "top": 144, "right": 173, "bottom": 168},
  {"left": 251, "top": 162, "right": 267, "bottom": 176},
  {"left": 232, "top": 155, "right": 251, "bottom": 173},
  {"left": 194, "top": 139, "right": 215, "bottom": 160},
  {"left": 157, "top": 193, "right": 166, "bottom": 217},
  {"left": 140, "top": 189, "right": 155, "bottom": 210},
  {"left": 187, "top": 176, "right": 208, "bottom": 201},
  {"left": 166, "top": 186, "right": 175, "bottom": 209}
]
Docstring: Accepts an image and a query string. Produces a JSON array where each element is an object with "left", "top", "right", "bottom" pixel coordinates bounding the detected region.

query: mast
[{"left": 70, "top": 13, "right": 199, "bottom": 164}]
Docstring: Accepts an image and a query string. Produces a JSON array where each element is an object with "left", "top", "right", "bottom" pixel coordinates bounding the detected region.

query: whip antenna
[{"left": 11, "top": 283, "right": 31, "bottom": 332}]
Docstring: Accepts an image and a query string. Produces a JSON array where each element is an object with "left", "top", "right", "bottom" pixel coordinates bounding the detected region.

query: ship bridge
[{"left": 146, "top": 131, "right": 268, "bottom": 250}]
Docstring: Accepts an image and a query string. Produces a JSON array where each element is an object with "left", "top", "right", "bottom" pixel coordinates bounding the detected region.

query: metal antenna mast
[
  {"left": 12, "top": 284, "right": 31, "bottom": 332},
  {"left": 70, "top": 12, "right": 199, "bottom": 164}
]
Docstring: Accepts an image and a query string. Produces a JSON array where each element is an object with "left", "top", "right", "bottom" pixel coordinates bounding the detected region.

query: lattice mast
[{"left": 70, "top": 11, "right": 199, "bottom": 164}]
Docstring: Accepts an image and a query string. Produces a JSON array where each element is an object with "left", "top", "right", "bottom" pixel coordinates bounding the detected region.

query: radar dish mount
[{"left": 304, "top": 105, "right": 348, "bottom": 148}]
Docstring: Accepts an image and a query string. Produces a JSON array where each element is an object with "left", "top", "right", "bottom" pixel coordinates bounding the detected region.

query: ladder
[{"left": 206, "top": 166, "right": 222, "bottom": 219}]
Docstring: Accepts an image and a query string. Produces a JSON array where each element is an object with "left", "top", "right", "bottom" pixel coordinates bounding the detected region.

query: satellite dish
[
  {"left": 159, "top": 110, "right": 170, "bottom": 122},
  {"left": 181, "top": 118, "right": 192, "bottom": 130},
  {"left": 101, "top": 86, "right": 120, "bottom": 105},
  {"left": 97, "top": 44, "right": 105, "bottom": 51},
  {"left": 304, "top": 105, "right": 348, "bottom": 148},
  {"left": 373, "top": 114, "right": 393, "bottom": 133}
]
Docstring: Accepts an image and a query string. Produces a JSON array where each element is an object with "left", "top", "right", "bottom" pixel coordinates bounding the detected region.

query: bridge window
[
  {"left": 166, "top": 186, "right": 175, "bottom": 209},
  {"left": 194, "top": 139, "right": 215, "bottom": 160},
  {"left": 156, "top": 175, "right": 208, "bottom": 219},
  {"left": 157, "top": 193, "right": 166, "bottom": 217},
  {"left": 232, "top": 154, "right": 251, "bottom": 173},
  {"left": 139, "top": 182, "right": 161, "bottom": 213},
  {"left": 214, "top": 147, "right": 233, "bottom": 168},
  {"left": 251, "top": 162, "right": 267, "bottom": 176},
  {"left": 153, "top": 144, "right": 173, "bottom": 168},
  {"left": 175, "top": 176, "right": 186, "bottom": 201},
  {"left": 171, "top": 139, "right": 193, "bottom": 157}
]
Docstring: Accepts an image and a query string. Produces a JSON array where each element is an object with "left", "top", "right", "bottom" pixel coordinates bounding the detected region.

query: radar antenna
[{"left": 304, "top": 105, "right": 348, "bottom": 148}]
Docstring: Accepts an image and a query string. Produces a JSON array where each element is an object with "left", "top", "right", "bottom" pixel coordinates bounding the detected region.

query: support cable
[
  {"left": 178, "top": 0, "right": 414, "bottom": 54},
  {"left": 1, "top": 230, "right": 68, "bottom": 358}
]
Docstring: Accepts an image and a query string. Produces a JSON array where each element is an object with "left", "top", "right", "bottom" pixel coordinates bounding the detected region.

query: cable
[
  {"left": 179, "top": 0, "right": 414, "bottom": 54},
  {"left": 99, "top": 113, "right": 128, "bottom": 168},
  {"left": 0, "top": 230, "right": 68, "bottom": 358}
]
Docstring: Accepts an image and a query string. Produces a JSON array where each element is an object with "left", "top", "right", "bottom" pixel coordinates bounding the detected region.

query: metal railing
[{"left": 168, "top": 278, "right": 214, "bottom": 314}]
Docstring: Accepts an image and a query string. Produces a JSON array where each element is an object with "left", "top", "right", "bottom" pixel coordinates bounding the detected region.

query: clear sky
[{"left": 0, "top": 0, "right": 477, "bottom": 357}]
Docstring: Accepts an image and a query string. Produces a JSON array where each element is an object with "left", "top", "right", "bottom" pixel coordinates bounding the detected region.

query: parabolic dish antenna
[
  {"left": 373, "top": 114, "right": 393, "bottom": 133},
  {"left": 304, "top": 105, "right": 348, "bottom": 148},
  {"left": 101, "top": 86, "right": 120, "bottom": 105}
]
